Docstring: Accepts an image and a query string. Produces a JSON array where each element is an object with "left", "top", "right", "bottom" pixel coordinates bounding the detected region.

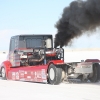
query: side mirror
[{"left": 14, "top": 50, "right": 18, "bottom": 54}]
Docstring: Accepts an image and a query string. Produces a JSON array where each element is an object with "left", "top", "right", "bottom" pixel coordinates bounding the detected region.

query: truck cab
[
  {"left": 0, "top": 34, "right": 100, "bottom": 85},
  {"left": 0, "top": 34, "right": 65, "bottom": 85}
]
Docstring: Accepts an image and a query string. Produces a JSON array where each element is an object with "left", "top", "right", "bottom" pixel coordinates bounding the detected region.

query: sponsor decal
[
  {"left": 34, "top": 72, "right": 37, "bottom": 81},
  {"left": 41, "top": 69, "right": 46, "bottom": 79},
  {"left": 37, "top": 71, "right": 41, "bottom": 78},
  {"left": 27, "top": 76, "right": 31, "bottom": 79},
  {"left": 19, "top": 70, "right": 25, "bottom": 77},
  {"left": 31, "top": 72, "right": 33, "bottom": 75},
  {"left": 16, "top": 72, "right": 19, "bottom": 80},
  {"left": 12, "top": 72, "right": 15, "bottom": 80},
  {"left": 43, "top": 80, "right": 47, "bottom": 83},
  {"left": 25, "top": 71, "right": 27, "bottom": 74},
  {"left": 20, "top": 73, "right": 24, "bottom": 77},
  {"left": 20, "top": 78, "right": 25, "bottom": 81},
  {"left": 35, "top": 72, "right": 37, "bottom": 77}
]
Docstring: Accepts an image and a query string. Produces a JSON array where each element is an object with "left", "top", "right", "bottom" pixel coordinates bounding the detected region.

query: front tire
[
  {"left": 1, "top": 67, "right": 7, "bottom": 80},
  {"left": 48, "top": 64, "right": 62, "bottom": 85}
]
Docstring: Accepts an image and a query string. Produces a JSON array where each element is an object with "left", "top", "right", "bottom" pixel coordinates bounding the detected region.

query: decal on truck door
[
  {"left": 12, "top": 72, "right": 15, "bottom": 80},
  {"left": 10, "top": 69, "right": 47, "bottom": 82},
  {"left": 16, "top": 72, "right": 19, "bottom": 80},
  {"left": 41, "top": 69, "right": 46, "bottom": 79},
  {"left": 19, "top": 70, "right": 25, "bottom": 78}
]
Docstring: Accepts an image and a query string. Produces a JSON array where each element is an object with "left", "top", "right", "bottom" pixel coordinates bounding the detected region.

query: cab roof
[{"left": 11, "top": 34, "right": 53, "bottom": 38}]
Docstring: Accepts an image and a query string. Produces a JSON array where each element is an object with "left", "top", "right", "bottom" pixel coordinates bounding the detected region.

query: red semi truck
[{"left": 0, "top": 34, "right": 100, "bottom": 84}]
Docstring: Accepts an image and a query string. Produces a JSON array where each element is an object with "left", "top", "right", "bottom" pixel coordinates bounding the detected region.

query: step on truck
[{"left": 0, "top": 34, "right": 100, "bottom": 85}]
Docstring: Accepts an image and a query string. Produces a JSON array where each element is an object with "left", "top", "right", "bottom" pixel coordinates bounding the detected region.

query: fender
[
  {"left": 47, "top": 60, "right": 65, "bottom": 74},
  {"left": 85, "top": 59, "right": 100, "bottom": 63},
  {"left": 48, "top": 60, "right": 65, "bottom": 65},
  {"left": 0, "top": 60, "right": 12, "bottom": 79}
]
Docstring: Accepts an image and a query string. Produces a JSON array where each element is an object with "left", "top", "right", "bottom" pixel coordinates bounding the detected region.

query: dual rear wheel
[
  {"left": 48, "top": 64, "right": 62, "bottom": 85},
  {"left": 48, "top": 63, "right": 100, "bottom": 84},
  {"left": 89, "top": 63, "right": 100, "bottom": 82}
]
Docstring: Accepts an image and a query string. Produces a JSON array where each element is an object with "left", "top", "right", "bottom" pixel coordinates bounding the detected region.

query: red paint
[
  {"left": 0, "top": 61, "right": 12, "bottom": 79},
  {"left": 7, "top": 65, "right": 48, "bottom": 82},
  {"left": 85, "top": 59, "right": 100, "bottom": 63},
  {"left": 0, "top": 60, "right": 63, "bottom": 83},
  {"left": 48, "top": 60, "right": 64, "bottom": 65}
]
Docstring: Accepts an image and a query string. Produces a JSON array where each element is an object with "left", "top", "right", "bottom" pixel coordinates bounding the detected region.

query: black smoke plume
[{"left": 54, "top": 0, "right": 100, "bottom": 48}]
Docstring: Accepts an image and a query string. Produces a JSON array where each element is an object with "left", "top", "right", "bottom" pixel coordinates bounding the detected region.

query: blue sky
[{"left": 0, "top": 0, "right": 100, "bottom": 51}]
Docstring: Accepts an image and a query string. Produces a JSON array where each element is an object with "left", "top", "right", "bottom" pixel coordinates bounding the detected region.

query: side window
[
  {"left": 15, "top": 38, "right": 18, "bottom": 49},
  {"left": 10, "top": 38, "right": 15, "bottom": 51}
]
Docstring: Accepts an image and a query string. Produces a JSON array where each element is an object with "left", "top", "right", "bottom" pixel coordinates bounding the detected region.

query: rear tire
[
  {"left": 1, "top": 67, "right": 7, "bottom": 80},
  {"left": 89, "top": 63, "right": 100, "bottom": 82},
  {"left": 48, "top": 64, "right": 62, "bottom": 85}
]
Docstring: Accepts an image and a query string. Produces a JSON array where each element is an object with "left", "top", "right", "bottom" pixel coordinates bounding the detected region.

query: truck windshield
[
  {"left": 19, "top": 35, "right": 52, "bottom": 48},
  {"left": 26, "top": 38, "right": 43, "bottom": 48}
]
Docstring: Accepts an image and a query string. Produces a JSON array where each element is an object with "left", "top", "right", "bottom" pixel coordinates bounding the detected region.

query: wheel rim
[
  {"left": 2, "top": 68, "right": 5, "bottom": 78},
  {"left": 49, "top": 68, "right": 55, "bottom": 80}
]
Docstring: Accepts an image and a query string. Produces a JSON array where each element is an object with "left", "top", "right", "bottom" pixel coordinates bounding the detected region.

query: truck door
[{"left": 9, "top": 37, "right": 20, "bottom": 67}]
